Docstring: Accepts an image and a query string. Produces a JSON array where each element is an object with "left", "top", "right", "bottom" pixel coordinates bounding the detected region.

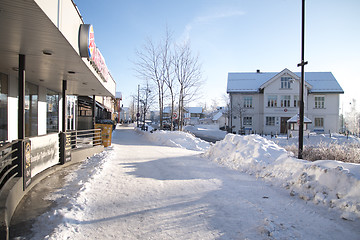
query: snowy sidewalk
[{"left": 28, "top": 127, "right": 359, "bottom": 239}]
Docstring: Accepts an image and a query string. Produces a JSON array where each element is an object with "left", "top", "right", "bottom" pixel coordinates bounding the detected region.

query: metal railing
[
  {"left": 59, "top": 128, "right": 102, "bottom": 165},
  {"left": 0, "top": 140, "right": 21, "bottom": 190},
  {"left": 65, "top": 129, "right": 102, "bottom": 149}
]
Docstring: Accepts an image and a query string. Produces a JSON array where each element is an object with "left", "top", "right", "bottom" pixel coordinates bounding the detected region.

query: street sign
[{"left": 172, "top": 112, "right": 178, "bottom": 119}]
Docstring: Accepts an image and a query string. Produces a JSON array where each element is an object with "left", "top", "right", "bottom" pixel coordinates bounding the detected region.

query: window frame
[
  {"left": 281, "top": 77, "right": 291, "bottom": 89},
  {"left": 293, "top": 95, "right": 299, "bottom": 108},
  {"left": 25, "top": 82, "right": 38, "bottom": 137},
  {"left": 46, "top": 89, "right": 59, "bottom": 133},
  {"left": 280, "top": 95, "right": 291, "bottom": 108},
  {"left": 314, "top": 96, "right": 325, "bottom": 109},
  {"left": 315, "top": 117, "right": 324, "bottom": 128},
  {"left": 243, "top": 96, "right": 253, "bottom": 108},
  {"left": 243, "top": 116, "right": 252, "bottom": 126},
  {"left": 0, "top": 73, "right": 8, "bottom": 142},
  {"left": 266, "top": 116, "right": 275, "bottom": 126},
  {"left": 267, "top": 95, "right": 277, "bottom": 108}
]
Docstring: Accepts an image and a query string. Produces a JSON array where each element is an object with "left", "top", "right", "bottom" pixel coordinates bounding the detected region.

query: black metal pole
[
  {"left": 18, "top": 54, "right": 25, "bottom": 140},
  {"left": 297, "top": 0, "right": 308, "bottom": 159},
  {"left": 92, "top": 95, "right": 96, "bottom": 129},
  {"left": 62, "top": 80, "right": 67, "bottom": 132}
]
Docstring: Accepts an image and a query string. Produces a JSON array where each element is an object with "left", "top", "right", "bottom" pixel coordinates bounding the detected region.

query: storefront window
[
  {"left": 0, "top": 73, "right": 8, "bottom": 142},
  {"left": 47, "top": 89, "right": 59, "bottom": 133},
  {"left": 25, "top": 82, "right": 38, "bottom": 137}
]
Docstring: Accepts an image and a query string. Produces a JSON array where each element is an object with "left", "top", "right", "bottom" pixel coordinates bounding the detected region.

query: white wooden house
[{"left": 227, "top": 68, "right": 344, "bottom": 135}]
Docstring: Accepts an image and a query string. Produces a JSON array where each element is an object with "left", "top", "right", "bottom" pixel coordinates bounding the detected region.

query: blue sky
[{"left": 74, "top": 0, "right": 360, "bottom": 112}]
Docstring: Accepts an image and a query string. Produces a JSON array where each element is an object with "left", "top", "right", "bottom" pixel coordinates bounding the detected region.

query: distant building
[
  {"left": 184, "top": 107, "right": 204, "bottom": 125},
  {"left": 227, "top": 68, "right": 344, "bottom": 134},
  {"left": 212, "top": 109, "right": 227, "bottom": 129}
]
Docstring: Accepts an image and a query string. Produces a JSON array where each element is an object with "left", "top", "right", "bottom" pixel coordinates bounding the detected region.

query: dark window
[
  {"left": 266, "top": 116, "right": 275, "bottom": 126},
  {"left": 25, "top": 82, "right": 38, "bottom": 137},
  {"left": 0, "top": 73, "right": 8, "bottom": 141},
  {"left": 47, "top": 89, "right": 59, "bottom": 133}
]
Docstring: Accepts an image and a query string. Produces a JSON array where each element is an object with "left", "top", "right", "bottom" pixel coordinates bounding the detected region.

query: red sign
[
  {"left": 88, "top": 25, "right": 95, "bottom": 59},
  {"left": 79, "top": 24, "right": 111, "bottom": 82}
]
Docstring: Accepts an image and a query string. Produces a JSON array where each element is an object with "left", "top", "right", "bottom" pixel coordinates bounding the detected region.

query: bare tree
[
  {"left": 128, "top": 95, "right": 137, "bottom": 122},
  {"left": 222, "top": 94, "right": 231, "bottom": 132},
  {"left": 139, "top": 82, "right": 155, "bottom": 127},
  {"left": 173, "top": 41, "right": 203, "bottom": 130},
  {"left": 346, "top": 99, "right": 360, "bottom": 134},
  {"left": 161, "top": 29, "right": 176, "bottom": 131},
  {"left": 232, "top": 102, "right": 247, "bottom": 134},
  {"left": 134, "top": 38, "right": 166, "bottom": 129}
]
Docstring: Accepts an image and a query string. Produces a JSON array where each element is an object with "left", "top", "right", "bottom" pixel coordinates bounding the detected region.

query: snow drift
[
  {"left": 137, "top": 129, "right": 210, "bottom": 151},
  {"left": 203, "top": 134, "right": 360, "bottom": 220}
]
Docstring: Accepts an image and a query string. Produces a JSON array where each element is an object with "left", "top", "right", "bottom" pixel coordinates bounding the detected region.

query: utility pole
[{"left": 297, "top": 0, "right": 308, "bottom": 159}]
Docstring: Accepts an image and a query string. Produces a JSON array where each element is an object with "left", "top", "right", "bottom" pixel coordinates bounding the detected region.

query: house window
[
  {"left": 0, "top": 73, "right": 8, "bottom": 142},
  {"left": 243, "top": 117, "right": 252, "bottom": 126},
  {"left": 315, "top": 96, "right": 325, "bottom": 109},
  {"left": 243, "top": 96, "right": 253, "bottom": 108},
  {"left": 315, "top": 117, "right": 324, "bottom": 128},
  {"left": 267, "top": 95, "right": 277, "bottom": 107},
  {"left": 294, "top": 95, "right": 299, "bottom": 107},
  {"left": 266, "top": 117, "right": 275, "bottom": 126},
  {"left": 280, "top": 95, "right": 291, "bottom": 107},
  {"left": 46, "top": 89, "right": 59, "bottom": 133},
  {"left": 281, "top": 77, "right": 291, "bottom": 89},
  {"left": 25, "top": 82, "right": 38, "bottom": 137}
]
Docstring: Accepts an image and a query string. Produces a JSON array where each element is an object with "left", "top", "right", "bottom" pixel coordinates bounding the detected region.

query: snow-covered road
[{"left": 30, "top": 126, "right": 360, "bottom": 239}]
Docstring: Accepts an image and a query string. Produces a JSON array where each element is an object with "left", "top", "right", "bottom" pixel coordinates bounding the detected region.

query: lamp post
[{"left": 297, "top": 0, "right": 308, "bottom": 159}]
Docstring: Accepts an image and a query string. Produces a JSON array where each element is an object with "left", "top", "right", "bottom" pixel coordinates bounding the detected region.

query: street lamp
[{"left": 297, "top": 0, "right": 308, "bottom": 159}]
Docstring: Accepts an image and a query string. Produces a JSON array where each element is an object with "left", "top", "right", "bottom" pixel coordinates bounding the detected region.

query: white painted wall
[
  {"left": 230, "top": 73, "right": 341, "bottom": 134},
  {"left": 307, "top": 94, "right": 340, "bottom": 133},
  {"left": 8, "top": 71, "right": 18, "bottom": 141}
]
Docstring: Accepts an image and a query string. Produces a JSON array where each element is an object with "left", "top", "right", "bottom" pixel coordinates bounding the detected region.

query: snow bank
[
  {"left": 137, "top": 129, "right": 210, "bottom": 151},
  {"left": 184, "top": 124, "right": 227, "bottom": 140},
  {"left": 204, "top": 134, "right": 360, "bottom": 220}
]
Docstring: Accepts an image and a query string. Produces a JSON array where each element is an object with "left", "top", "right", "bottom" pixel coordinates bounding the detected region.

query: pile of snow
[
  {"left": 184, "top": 124, "right": 227, "bottom": 140},
  {"left": 204, "top": 134, "right": 360, "bottom": 220},
  {"left": 137, "top": 129, "right": 210, "bottom": 151}
]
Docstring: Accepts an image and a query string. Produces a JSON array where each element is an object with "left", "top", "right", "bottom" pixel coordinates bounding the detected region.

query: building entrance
[{"left": 280, "top": 117, "right": 290, "bottom": 134}]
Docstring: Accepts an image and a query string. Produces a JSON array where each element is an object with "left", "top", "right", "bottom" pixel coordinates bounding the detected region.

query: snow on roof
[
  {"left": 212, "top": 111, "right": 223, "bottom": 121},
  {"left": 163, "top": 106, "right": 171, "bottom": 113},
  {"left": 227, "top": 71, "right": 344, "bottom": 93},
  {"left": 287, "top": 114, "right": 312, "bottom": 123},
  {"left": 186, "top": 107, "right": 203, "bottom": 113}
]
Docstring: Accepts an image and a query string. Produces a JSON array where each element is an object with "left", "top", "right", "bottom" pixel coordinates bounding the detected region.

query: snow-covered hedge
[
  {"left": 285, "top": 142, "right": 360, "bottom": 163},
  {"left": 204, "top": 134, "right": 360, "bottom": 220}
]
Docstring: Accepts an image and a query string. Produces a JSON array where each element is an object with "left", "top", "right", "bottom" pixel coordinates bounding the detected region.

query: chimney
[{"left": 256, "top": 69, "right": 260, "bottom": 73}]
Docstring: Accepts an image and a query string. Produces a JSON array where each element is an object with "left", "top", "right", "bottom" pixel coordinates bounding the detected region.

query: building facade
[{"left": 227, "top": 69, "right": 343, "bottom": 135}]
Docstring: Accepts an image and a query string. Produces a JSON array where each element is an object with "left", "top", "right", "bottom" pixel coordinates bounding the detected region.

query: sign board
[
  {"left": 79, "top": 24, "right": 111, "bottom": 82},
  {"left": 23, "top": 140, "right": 32, "bottom": 190},
  {"left": 30, "top": 133, "right": 60, "bottom": 177},
  {"left": 172, "top": 112, "right": 178, "bottom": 119}
]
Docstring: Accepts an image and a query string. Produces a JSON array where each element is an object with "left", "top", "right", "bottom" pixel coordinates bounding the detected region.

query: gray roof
[{"left": 227, "top": 71, "right": 344, "bottom": 94}]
